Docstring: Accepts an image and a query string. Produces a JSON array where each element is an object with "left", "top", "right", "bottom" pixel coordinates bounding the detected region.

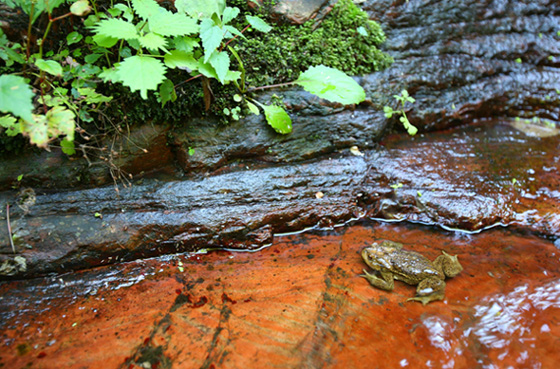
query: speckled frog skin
[{"left": 360, "top": 240, "right": 463, "bottom": 305}]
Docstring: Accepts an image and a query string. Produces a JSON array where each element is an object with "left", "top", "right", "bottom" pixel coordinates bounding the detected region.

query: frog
[{"left": 360, "top": 240, "right": 463, "bottom": 305}]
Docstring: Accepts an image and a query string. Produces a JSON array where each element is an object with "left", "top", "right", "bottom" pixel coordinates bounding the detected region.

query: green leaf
[
  {"left": 173, "top": 36, "right": 199, "bottom": 52},
  {"left": 159, "top": 79, "right": 177, "bottom": 107},
  {"left": 94, "top": 18, "right": 138, "bottom": 41},
  {"left": 164, "top": 50, "right": 198, "bottom": 70},
  {"left": 200, "top": 18, "right": 224, "bottom": 62},
  {"left": 92, "top": 34, "right": 119, "bottom": 48},
  {"left": 0, "top": 114, "right": 21, "bottom": 136},
  {"left": 224, "top": 70, "right": 241, "bottom": 83},
  {"left": 246, "top": 101, "right": 260, "bottom": 115},
  {"left": 67, "top": 31, "right": 83, "bottom": 45},
  {"left": 70, "top": 0, "right": 91, "bottom": 17},
  {"left": 131, "top": 0, "right": 162, "bottom": 19},
  {"left": 197, "top": 61, "right": 218, "bottom": 79},
  {"left": 399, "top": 115, "right": 418, "bottom": 136},
  {"left": 208, "top": 51, "right": 230, "bottom": 83},
  {"left": 99, "top": 66, "right": 120, "bottom": 82},
  {"left": 116, "top": 56, "right": 167, "bottom": 99},
  {"left": 222, "top": 7, "right": 240, "bottom": 24},
  {"left": 149, "top": 11, "right": 199, "bottom": 37},
  {"left": 246, "top": 15, "right": 272, "bottom": 33},
  {"left": 262, "top": 104, "right": 292, "bottom": 134},
  {"left": 224, "top": 25, "right": 246, "bottom": 40},
  {"left": 115, "top": 4, "right": 134, "bottom": 21},
  {"left": 77, "top": 88, "right": 113, "bottom": 103},
  {"left": 35, "top": 59, "right": 63, "bottom": 76},
  {"left": 295, "top": 65, "right": 365, "bottom": 105},
  {"left": 176, "top": 0, "right": 226, "bottom": 19},
  {"left": 21, "top": 115, "right": 48, "bottom": 146},
  {"left": 0, "top": 75, "right": 34, "bottom": 123},
  {"left": 60, "top": 138, "right": 76, "bottom": 155},
  {"left": 46, "top": 106, "right": 75, "bottom": 140},
  {"left": 139, "top": 32, "right": 167, "bottom": 52},
  {"left": 383, "top": 106, "right": 393, "bottom": 118},
  {"left": 84, "top": 53, "right": 103, "bottom": 64},
  {"left": 357, "top": 26, "right": 368, "bottom": 36}
]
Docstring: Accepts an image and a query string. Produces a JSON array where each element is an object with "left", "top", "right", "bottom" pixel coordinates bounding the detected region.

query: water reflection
[{"left": 423, "top": 279, "right": 560, "bottom": 368}]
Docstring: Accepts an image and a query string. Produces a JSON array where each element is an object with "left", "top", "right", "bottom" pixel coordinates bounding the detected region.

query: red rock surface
[{"left": 1, "top": 222, "right": 558, "bottom": 368}]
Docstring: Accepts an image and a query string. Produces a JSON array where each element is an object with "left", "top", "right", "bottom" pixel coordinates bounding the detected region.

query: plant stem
[
  {"left": 222, "top": 24, "right": 250, "bottom": 50},
  {"left": 228, "top": 45, "right": 245, "bottom": 93},
  {"left": 174, "top": 74, "right": 202, "bottom": 88},
  {"left": 248, "top": 81, "right": 296, "bottom": 92},
  {"left": 6, "top": 204, "right": 15, "bottom": 254},
  {"left": 24, "top": 3, "right": 35, "bottom": 65}
]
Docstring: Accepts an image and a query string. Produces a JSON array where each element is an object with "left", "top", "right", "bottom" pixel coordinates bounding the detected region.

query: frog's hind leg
[
  {"left": 360, "top": 270, "right": 395, "bottom": 291},
  {"left": 433, "top": 250, "right": 463, "bottom": 278},
  {"left": 407, "top": 277, "right": 446, "bottom": 305}
]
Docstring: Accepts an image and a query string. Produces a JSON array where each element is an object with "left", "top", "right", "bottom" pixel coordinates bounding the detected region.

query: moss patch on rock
[{"left": 232, "top": 0, "right": 393, "bottom": 87}]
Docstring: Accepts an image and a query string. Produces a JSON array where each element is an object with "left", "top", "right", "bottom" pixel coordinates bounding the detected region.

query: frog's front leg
[
  {"left": 407, "top": 277, "right": 446, "bottom": 305},
  {"left": 361, "top": 269, "right": 395, "bottom": 291}
]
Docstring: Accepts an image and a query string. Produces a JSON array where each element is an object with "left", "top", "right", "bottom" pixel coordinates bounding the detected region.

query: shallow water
[{"left": 1, "top": 221, "right": 558, "bottom": 368}]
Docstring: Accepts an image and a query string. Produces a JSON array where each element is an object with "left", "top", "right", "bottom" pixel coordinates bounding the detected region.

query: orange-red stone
[{"left": 1, "top": 222, "right": 558, "bottom": 368}]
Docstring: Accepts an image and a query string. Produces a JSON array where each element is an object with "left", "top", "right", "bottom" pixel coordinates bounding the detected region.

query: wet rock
[
  {"left": 1, "top": 223, "right": 558, "bottom": 368},
  {"left": 362, "top": 0, "right": 560, "bottom": 131},
  {"left": 249, "top": 0, "right": 337, "bottom": 24},
  {"left": 1, "top": 120, "right": 559, "bottom": 278}
]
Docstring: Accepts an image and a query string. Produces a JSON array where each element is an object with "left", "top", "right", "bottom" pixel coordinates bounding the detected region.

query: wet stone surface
[
  {"left": 0, "top": 120, "right": 559, "bottom": 278},
  {"left": 1, "top": 222, "right": 559, "bottom": 368}
]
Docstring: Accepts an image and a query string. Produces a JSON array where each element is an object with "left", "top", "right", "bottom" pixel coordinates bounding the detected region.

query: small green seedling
[{"left": 384, "top": 89, "right": 418, "bottom": 135}]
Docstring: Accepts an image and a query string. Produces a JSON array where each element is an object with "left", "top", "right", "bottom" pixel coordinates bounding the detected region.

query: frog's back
[{"left": 389, "top": 250, "right": 443, "bottom": 285}]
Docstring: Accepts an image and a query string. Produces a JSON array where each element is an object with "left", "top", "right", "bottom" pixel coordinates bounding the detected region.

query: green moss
[{"left": 232, "top": 0, "right": 393, "bottom": 86}]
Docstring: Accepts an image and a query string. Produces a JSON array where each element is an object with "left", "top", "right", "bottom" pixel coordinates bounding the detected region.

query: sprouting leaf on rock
[
  {"left": 246, "top": 15, "right": 272, "bottom": 33},
  {"left": 399, "top": 114, "right": 418, "bottom": 136},
  {"left": 35, "top": 59, "right": 63, "bottom": 76},
  {"left": 383, "top": 106, "right": 394, "bottom": 118},
  {"left": 0, "top": 75, "right": 34, "bottom": 123},
  {"left": 116, "top": 56, "right": 167, "bottom": 99},
  {"left": 262, "top": 104, "right": 292, "bottom": 134},
  {"left": 295, "top": 65, "right": 365, "bottom": 105}
]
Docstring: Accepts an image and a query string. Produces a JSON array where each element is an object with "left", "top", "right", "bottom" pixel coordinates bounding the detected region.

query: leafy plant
[
  {"left": 1, "top": 0, "right": 370, "bottom": 159},
  {"left": 384, "top": 89, "right": 418, "bottom": 136},
  {"left": 0, "top": 0, "right": 111, "bottom": 154},
  {"left": 90, "top": 0, "right": 366, "bottom": 134}
]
